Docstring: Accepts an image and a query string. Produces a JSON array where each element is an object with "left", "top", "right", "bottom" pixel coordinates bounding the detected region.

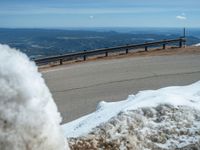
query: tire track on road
[{"left": 50, "top": 71, "right": 200, "bottom": 93}]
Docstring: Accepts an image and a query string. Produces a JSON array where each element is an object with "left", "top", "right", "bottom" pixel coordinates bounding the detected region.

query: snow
[
  {"left": 68, "top": 105, "right": 200, "bottom": 149},
  {"left": 62, "top": 81, "right": 200, "bottom": 138},
  {"left": 194, "top": 43, "right": 200, "bottom": 46},
  {"left": 0, "top": 44, "right": 69, "bottom": 150}
]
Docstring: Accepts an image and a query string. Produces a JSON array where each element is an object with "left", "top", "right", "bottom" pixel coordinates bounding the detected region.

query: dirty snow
[{"left": 68, "top": 104, "right": 200, "bottom": 149}]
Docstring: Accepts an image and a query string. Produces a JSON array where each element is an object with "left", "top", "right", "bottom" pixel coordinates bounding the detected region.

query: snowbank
[
  {"left": 69, "top": 105, "right": 200, "bottom": 149},
  {"left": 62, "top": 81, "right": 200, "bottom": 138},
  {"left": 194, "top": 43, "right": 200, "bottom": 46},
  {"left": 63, "top": 81, "right": 200, "bottom": 149},
  {"left": 0, "top": 44, "right": 69, "bottom": 150}
]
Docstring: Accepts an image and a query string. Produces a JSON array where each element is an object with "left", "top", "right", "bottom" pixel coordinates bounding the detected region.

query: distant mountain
[{"left": 0, "top": 28, "right": 199, "bottom": 59}]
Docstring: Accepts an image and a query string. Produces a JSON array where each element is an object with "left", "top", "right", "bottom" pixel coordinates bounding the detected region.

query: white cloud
[
  {"left": 89, "top": 15, "right": 94, "bottom": 19},
  {"left": 176, "top": 15, "right": 186, "bottom": 20},
  {"left": 176, "top": 13, "right": 187, "bottom": 20}
]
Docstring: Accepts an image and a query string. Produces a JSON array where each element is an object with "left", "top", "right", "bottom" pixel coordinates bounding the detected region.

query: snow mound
[
  {"left": 69, "top": 104, "right": 200, "bottom": 149},
  {"left": 0, "top": 44, "right": 69, "bottom": 150},
  {"left": 62, "top": 81, "right": 200, "bottom": 138},
  {"left": 194, "top": 43, "right": 200, "bottom": 46}
]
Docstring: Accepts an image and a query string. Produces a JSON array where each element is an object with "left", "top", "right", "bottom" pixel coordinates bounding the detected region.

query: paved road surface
[{"left": 43, "top": 54, "right": 200, "bottom": 123}]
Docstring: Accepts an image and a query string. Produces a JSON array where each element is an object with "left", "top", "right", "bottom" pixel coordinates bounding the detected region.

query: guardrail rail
[{"left": 34, "top": 38, "right": 186, "bottom": 66}]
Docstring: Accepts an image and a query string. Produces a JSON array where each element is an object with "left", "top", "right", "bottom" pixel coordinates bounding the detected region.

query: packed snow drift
[
  {"left": 63, "top": 81, "right": 200, "bottom": 149},
  {"left": 195, "top": 43, "right": 200, "bottom": 46},
  {"left": 0, "top": 44, "right": 69, "bottom": 150}
]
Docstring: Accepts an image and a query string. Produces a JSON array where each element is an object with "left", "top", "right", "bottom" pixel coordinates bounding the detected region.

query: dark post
[
  {"left": 163, "top": 43, "right": 166, "bottom": 49},
  {"left": 59, "top": 59, "right": 63, "bottom": 65},
  {"left": 83, "top": 50, "right": 87, "bottom": 61},
  {"left": 126, "top": 49, "right": 129, "bottom": 54},
  {"left": 145, "top": 46, "right": 148, "bottom": 51},
  {"left": 126, "top": 44, "right": 129, "bottom": 54},
  {"left": 105, "top": 51, "right": 108, "bottom": 57},
  {"left": 183, "top": 27, "right": 186, "bottom": 38},
  {"left": 179, "top": 39, "right": 183, "bottom": 48},
  {"left": 183, "top": 27, "right": 186, "bottom": 47}
]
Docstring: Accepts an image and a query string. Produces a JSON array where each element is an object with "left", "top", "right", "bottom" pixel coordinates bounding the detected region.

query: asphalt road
[{"left": 43, "top": 54, "right": 200, "bottom": 123}]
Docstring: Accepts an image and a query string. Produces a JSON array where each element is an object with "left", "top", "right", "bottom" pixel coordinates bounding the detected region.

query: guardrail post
[
  {"left": 83, "top": 50, "right": 87, "bottom": 61},
  {"left": 59, "top": 59, "right": 63, "bottom": 65},
  {"left": 83, "top": 55, "right": 86, "bottom": 61},
  {"left": 126, "top": 48, "right": 128, "bottom": 54},
  {"left": 179, "top": 39, "right": 183, "bottom": 48},
  {"left": 105, "top": 51, "right": 108, "bottom": 57},
  {"left": 145, "top": 46, "right": 148, "bottom": 51},
  {"left": 163, "top": 43, "right": 166, "bottom": 49}
]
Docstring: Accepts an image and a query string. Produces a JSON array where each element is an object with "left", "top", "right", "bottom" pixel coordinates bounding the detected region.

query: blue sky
[{"left": 0, "top": 0, "right": 199, "bottom": 28}]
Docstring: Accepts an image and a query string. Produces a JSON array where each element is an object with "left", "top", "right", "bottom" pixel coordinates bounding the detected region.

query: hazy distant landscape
[{"left": 0, "top": 28, "right": 200, "bottom": 59}]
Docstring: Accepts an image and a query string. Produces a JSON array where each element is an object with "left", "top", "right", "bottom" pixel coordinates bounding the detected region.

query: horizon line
[{"left": 0, "top": 26, "right": 200, "bottom": 30}]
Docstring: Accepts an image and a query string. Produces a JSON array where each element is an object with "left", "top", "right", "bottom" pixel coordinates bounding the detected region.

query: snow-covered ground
[{"left": 62, "top": 81, "right": 200, "bottom": 149}]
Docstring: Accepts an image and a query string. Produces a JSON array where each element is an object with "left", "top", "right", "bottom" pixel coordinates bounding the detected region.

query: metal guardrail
[{"left": 34, "top": 38, "right": 186, "bottom": 66}]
